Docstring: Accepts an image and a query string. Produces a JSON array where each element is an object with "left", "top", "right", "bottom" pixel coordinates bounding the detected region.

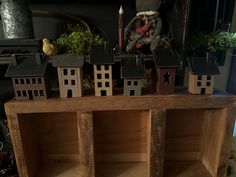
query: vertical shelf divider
[
  {"left": 148, "top": 109, "right": 166, "bottom": 177},
  {"left": 77, "top": 111, "right": 95, "bottom": 177}
]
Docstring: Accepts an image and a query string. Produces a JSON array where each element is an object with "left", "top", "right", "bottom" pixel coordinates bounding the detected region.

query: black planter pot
[{"left": 0, "top": 0, "right": 34, "bottom": 39}]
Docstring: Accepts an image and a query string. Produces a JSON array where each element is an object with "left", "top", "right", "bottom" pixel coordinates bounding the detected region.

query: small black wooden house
[{"left": 187, "top": 56, "right": 220, "bottom": 94}]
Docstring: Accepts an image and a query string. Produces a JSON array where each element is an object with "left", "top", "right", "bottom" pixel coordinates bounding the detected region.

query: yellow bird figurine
[{"left": 42, "top": 38, "right": 58, "bottom": 56}]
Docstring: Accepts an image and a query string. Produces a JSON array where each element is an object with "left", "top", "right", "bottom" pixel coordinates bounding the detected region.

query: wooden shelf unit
[{"left": 4, "top": 94, "right": 236, "bottom": 177}]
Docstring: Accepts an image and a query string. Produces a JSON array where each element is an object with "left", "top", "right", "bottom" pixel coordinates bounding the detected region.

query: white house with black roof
[
  {"left": 89, "top": 43, "right": 114, "bottom": 96},
  {"left": 187, "top": 56, "right": 220, "bottom": 94},
  {"left": 51, "top": 54, "right": 84, "bottom": 98},
  {"left": 121, "top": 56, "right": 145, "bottom": 96}
]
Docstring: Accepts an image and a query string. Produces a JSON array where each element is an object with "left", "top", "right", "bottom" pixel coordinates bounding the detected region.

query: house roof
[
  {"left": 153, "top": 48, "right": 179, "bottom": 67},
  {"left": 121, "top": 56, "right": 145, "bottom": 79},
  {"left": 5, "top": 53, "right": 48, "bottom": 77},
  {"left": 187, "top": 56, "right": 220, "bottom": 75},
  {"left": 50, "top": 54, "right": 84, "bottom": 68},
  {"left": 89, "top": 43, "right": 114, "bottom": 64}
]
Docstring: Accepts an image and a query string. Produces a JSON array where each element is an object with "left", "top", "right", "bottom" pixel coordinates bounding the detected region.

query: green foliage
[
  {"left": 55, "top": 24, "right": 104, "bottom": 54},
  {"left": 188, "top": 31, "right": 236, "bottom": 53}
]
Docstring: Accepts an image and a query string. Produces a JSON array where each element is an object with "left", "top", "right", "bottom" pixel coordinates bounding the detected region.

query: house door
[
  {"left": 28, "top": 90, "right": 33, "bottom": 100},
  {"left": 201, "top": 88, "right": 206, "bottom": 94},
  {"left": 67, "top": 89, "right": 72, "bottom": 98},
  {"left": 101, "top": 90, "right": 107, "bottom": 96}
]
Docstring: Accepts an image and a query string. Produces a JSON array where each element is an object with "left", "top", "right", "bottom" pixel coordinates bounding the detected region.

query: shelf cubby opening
[
  {"left": 164, "top": 108, "right": 226, "bottom": 177},
  {"left": 18, "top": 112, "right": 82, "bottom": 177},
  {"left": 93, "top": 110, "right": 149, "bottom": 177}
]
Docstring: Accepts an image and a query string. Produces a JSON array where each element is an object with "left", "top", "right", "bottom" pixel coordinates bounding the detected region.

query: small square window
[
  {"left": 127, "top": 81, "right": 132, "bottom": 86},
  {"left": 71, "top": 80, "right": 76, "bottom": 85},
  {"left": 197, "top": 82, "right": 201, "bottom": 86},
  {"left": 63, "top": 69, "right": 68, "bottom": 75},
  {"left": 15, "top": 79, "right": 19, "bottom": 84},
  {"left": 17, "top": 91, "right": 21, "bottom": 97},
  {"left": 64, "top": 80, "right": 68, "bottom": 85},
  {"left": 39, "top": 90, "right": 44, "bottom": 96},
  {"left": 104, "top": 65, "right": 109, "bottom": 71},
  {"left": 71, "top": 69, "right": 75, "bottom": 75},
  {"left": 105, "top": 82, "right": 110, "bottom": 87},
  {"left": 97, "top": 74, "right": 102, "bottom": 79},
  {"left": 38, "top": 78, "right": 42, "bottom": 84},
  {"left": 198, "top": 76, "right": 202, "bottom": 80},
  {"left": 20, "top": 79, "right": 25, "bottom": 84},
  {"left": 32, "top": 78, "right": 36, "bottom": 84},
  {"left": 206, "top": 82, "right": 211, "bottom": 86},
  {"left": 134, "top": 81, "right": 139, "bottom": 86},
  {"left": 207, "top": 76, "right": 211, "bottom": 80},
  {"left": 105, "top": 73, "right": 109, "bottom": 79},
  {"left": 34, "top": 90, "right": 38, "bottom": 96},
  {"left": 98, "top": 82, "right": 102, "bottom": 88},
  {"left": 22, "top": 90, "right": 27, "bottom": 96},
  {"left": 26, "top": 79, "right": 30, "bottom": 84},
  {"left": 97, "top": 65, "right": 101, "bottom": 70}
]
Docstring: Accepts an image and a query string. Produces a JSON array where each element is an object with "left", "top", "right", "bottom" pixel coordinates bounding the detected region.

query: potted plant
[
  {"left": 187, "top": 31, "right": 236, "bottom": 65},
  {"left": 55, "top": 24, "right": 104, "bottom": 55},
  {"left": 53, "top": 24, "right": 104, "bottom": 90}
]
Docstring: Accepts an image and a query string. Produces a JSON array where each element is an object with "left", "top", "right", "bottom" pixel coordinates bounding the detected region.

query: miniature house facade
[
  {"left": 57, "top": 67, "right": 83, "bottom": 98},
  {"left": 5, "top": 53, "right": 49, "bottom": 100},
  {"left": 188, "top": 57, "right": 220, "bottom": 94},
  {"left": 154, "top": 48, "right": 179, "bottom": 94},
  {"left": 124, "top": 79, "right": 142, "bottom": 96},
  {"left": 51, "top": 54, "right": 84, "bottom": 98},
  {"left": 156, "top": 67, "right": 176, "bottom": 94},
  {"left": 93, "top": 64, "right": 112, "bottom": 96},
  {"left": 89, "top": 43, "right": 114, "bottom": 96},
  {"left": 121, "top": 56, "right": 145, "bottom": 96},
  {"left": 12, "top": 76, "right": 48, "bottom": 100}
]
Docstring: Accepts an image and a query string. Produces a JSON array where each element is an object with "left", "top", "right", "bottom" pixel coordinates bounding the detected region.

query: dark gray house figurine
[
  {"left": 154, "top": 48, "right": 179, "bottom": 94},
  {"left": 121, "top": 56, "right": 145, "bottom": 96},
  {"left": 51, "top": 54, "right": 84, "bottom": 98},
  {"left": 89, "top": 43, "right": 114, "bottom": 96},
  {"left": 5, "top": 53, "right": 49, "bottom": 100},
  {"left": 187, "top": 56, "right": 220, "bottom": 94}
]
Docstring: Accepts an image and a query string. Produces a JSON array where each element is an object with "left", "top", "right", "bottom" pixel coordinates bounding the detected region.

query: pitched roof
[
  {"left": 89, "top": 43, "right": 114, "bottom": 64},
  {"left": 5, "top": 53, "right": 48, "bottom": 77},
  {"left": 121, "top": 55, "right": 145, "bottom": 79},
  {"left": 50, "top": 54, "right": 84, "bottom": 68},
  {"left": 153, "top": 48, "right": 179, "bottom": 67},
  {"left": 187, "top": 56, "right": 220, "bottom": 75}
]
